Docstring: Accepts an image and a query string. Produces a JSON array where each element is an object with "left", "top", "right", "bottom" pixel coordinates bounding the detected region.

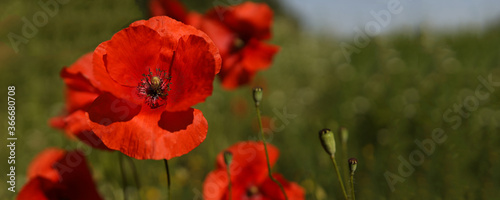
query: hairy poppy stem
[
  {"left": 224, "top": 151, "right": 233, "bottom": 200},
  {"left": 164, "top": 159, "right": 171, "bottom": 200},
  {"left": 255, "top": 106, "right": 289, "bottom": 200},
  {"left": 350, "top": 174, "right": 355, "bottom": 200},
  {"left": 226, "top": 164, "right": 232, "bottom": 200},
  {"left": 348, "top": 158, "right": 358, "bottom": 200},
  {"left": 330, "top": 156, "right": 348, "bottom": 200},
  {"left": 119, "top": 154, "right": 128, "bottom": 200}
]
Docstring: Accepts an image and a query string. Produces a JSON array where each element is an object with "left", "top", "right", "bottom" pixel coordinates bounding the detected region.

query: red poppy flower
[
  {"left": 49, "top": 53, "right": 110, "bottom": 150},
  {"left": 150, "top": 1, "right": 279, "bottom": 90},
  {"left": 87, "top": 16, "right": 221, "bottom": 160},
  {"left": 149, "top": 0, "right": 187, "bottom": 22},
  {"left": 191, "top": 2, "right": 279, "bottom": 90},
  {"left": 17, "top": 148, "right": 103, "bottom": 200},
  {"left": 203, "top": 141, "right": 305, "bottom": 200}
]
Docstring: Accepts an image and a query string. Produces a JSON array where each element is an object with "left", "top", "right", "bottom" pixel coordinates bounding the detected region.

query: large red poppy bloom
[
  {"left": 87, "top": 16, "right": 221, "bottom": 160},
  {"left": 49, "top": 53, "right": 110, "bottom": 150},
  {"left": 150, "top": 1, "right": 279, "bottom": 90},
  {"left": 17, "top": 148, "right": 103, "bottom": 200},
  {"left": 203, "top": 142, "right": 305, "bottom": 200}
]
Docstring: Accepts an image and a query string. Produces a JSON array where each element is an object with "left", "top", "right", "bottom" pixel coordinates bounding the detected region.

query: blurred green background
[{"left": 1, "top": 0, "right": 500, "bottom": 199}]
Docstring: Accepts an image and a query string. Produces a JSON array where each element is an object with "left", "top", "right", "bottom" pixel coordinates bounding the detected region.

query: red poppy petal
[
  {"left": 92, "top": 42, "right": 141, "bottom": 104},
  {"left": 55, "top": 151, "right": 103, "bottom": 200},
  {"left": 241, "top": 39, "right": 279, "bottom": 71},
  {"left": 195, "top": 17, "right": 236, "bottom": 57},
  {"left": 65, "top": 87, "right": 99, "bottom": 113},
  {"left": 131, "top": 16, "right": 222, "bottom": 74},
  {"left": 203, "top": 170, "right": 229, "bottom": 200},
  {"left": 27, "top": 148, "right": 66, "bottom": 182},
  {"left": 260, "top": 174, "right": 305, "bottom": 200},
  {"left": 105, "top": 25, "right": 163, "bottom": 87},
  {"left": 88, "top": 93, "right": 207, "bottom": 160},
  {"left": 24, "top": 149, "right": 103, "bottom": 200},
  {"left": 219, "top": 59, "right": 254, "bottom": 90},
  {"left": 215, "top": 141, "right": 279, "bottom": 187},
  {"left": 87, "top": 92, "right": 141, "bottom": 125},
  {"left": 49, "top": 116, "right": 66, "bottom": 130},
  {"left": 60, "top": 54, "right": 98, "bottom": 92},
  {"left": 62, "top": 52, "right": 100, "bottom": 87},
  {"left": 17, "top": 177, "right": 67, "bottom": 200},
  {"left": 210, "top": 2, "right": 273, "bottom": 40},
  {"left": 165, "top": 35, "right": 216, "bottom": 111},
  {"left": 63, "top": 110, "right": 111, "bottom": 150},
  {"left": 149, "top": 0, "right": 188, "bottom": 22}
]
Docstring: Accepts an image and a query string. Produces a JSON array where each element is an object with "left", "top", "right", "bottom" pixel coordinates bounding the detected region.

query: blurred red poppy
[
  {"left": 88, "top": 16, "right": 221, "bottom": 160},
  {"left": 149, "top": 0, "right": 187, "bottom": 22},
  {"left": 203, "top": 141, "right": 305, "bottom": 200},
  {"left": 17, "top": 148, "right": 103, "bottom": 200},
  {"left": 150, "top": 1, "right": 279, "bottom": 90},
  {"left": 49, "top": 53, "right": 110, "bottom": 150}
]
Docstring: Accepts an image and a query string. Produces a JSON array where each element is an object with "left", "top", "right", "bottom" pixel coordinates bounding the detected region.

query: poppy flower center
[
  {"left": 232, "top": 37, "right": 245, "bottom": 52},
  {"left": 137, "top": 69, "right": 171, "bottom": 109},
  {"left": 246, "top": 185, "right": 260, "bottom": 197}
]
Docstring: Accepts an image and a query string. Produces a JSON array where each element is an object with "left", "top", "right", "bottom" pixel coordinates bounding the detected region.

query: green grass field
[{"left": 1, "top": 0, "right": 500, "bottom": 199}]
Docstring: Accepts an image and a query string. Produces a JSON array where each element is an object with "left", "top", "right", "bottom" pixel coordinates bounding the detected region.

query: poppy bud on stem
[
  {"left": 253, "top": 87, "right": 263, "bottom": 107},
  {"left": 319, "top": 129, "right": 336, "bottom": 156},
  {"left": 252, "top": 87, "right": 289, "bottom": 200},
  {"left": 348, "top": 158, "right": 358, "bottom": 200},
  {"left": 319, "top": 129, "right": 348, "bottom": 200},
  {"left": 224, "top": 151, "right": 233, "bottom": 200}
]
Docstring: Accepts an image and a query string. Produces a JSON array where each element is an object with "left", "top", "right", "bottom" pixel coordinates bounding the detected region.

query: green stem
[
  {"left": 350, "top": 173, "right": 355, "bottom": 200},
  {"left": 255, "top": 106, "right": 288, "bottom": 200},
  {"left": 342, "top": 140, "right": 349, "bottom": 189},
  {"left": 164, "top": 159, "right": 171, "bottom": 200},
  {"left": 126, "top": 157, "right": 141, "bottom": 189},
  {"left": 330, "top": 155, "right": 348, "bottom": 200},
  {"left": 226, "top": 165, "right": 232, "bottom": 200},
  {"left": 119, "top": 154, "right": 128, "bottom": 200}
]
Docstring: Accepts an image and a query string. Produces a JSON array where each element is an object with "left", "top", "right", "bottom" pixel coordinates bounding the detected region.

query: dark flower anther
[{"left": 137, "top": 69, "right": 172, "bottom": 108}]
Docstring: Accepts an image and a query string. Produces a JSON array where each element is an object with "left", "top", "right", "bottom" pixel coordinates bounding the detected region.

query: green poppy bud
[
  {"left": 319, "top": 128, "right": 336, "bottom": 156},
  {"left": 253, "top": 87, "right": 263, "bottom": 106},
  {"left": 224, "top": 151, "right": 233, "bottom": 166},
  {"left": 348, "top": 157, "right": 358, "bottom": 175}
]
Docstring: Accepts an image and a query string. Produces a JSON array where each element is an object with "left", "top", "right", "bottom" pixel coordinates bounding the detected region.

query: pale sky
[{"left": 280, "top": 0, "right": 500, "bottom": 37}]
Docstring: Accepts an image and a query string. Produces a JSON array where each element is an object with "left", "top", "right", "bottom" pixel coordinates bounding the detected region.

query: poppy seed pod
[
  {"left": 319, "top": 129, "right": 336, "bottom": 156},
  {"left": 253, "top": 87, "right": 263, "bottom": 106},
  {"left": 224, "top": 151, "right": 233, "bottom": 166},
  {"left": 348, "top": 158, "right": 358, "bottom": 175}
]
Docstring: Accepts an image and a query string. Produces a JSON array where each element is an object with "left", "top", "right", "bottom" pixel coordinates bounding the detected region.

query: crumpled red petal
[
  {"left": 105, "top": 25, "right": 164, "bottom": 87},
  {"left": 87, "top": 93, "right": 208, "bottom": 160},
  {"left": 92, "top": 41, "right": 142, "bottom": 105},
  {"left": 166, "top": 35, "right": 216, "bottom": 111},
  {"left": 131, "top": 16, "right": 222, "bottom": 74}
]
